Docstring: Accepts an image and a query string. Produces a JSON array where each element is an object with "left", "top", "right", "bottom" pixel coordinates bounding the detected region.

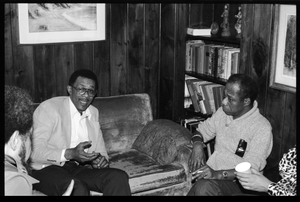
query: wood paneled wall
[
  {"left": 5, "top": 3, "right": 160, "bottom": 118},
  {"left": 5, "top": 3, "right": 296, "bottom": 182},
  {"left": 241, "top": 4, "right": 296, "bottom": 182}
]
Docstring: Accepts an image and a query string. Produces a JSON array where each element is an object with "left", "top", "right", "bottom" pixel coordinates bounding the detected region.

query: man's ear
[
  {"left": 9, "top": 131, "right": 20, "bottom": 151},
  {"left": 244, "top": 98, "right": 251, "bottom": 106},
  {"left": 67, "top": 85, "right": 72, "bottom": 95}
]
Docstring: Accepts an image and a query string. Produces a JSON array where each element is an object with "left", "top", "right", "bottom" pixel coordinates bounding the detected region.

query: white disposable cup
[{"left": 235, "top": 162, "right": 251, "bottom": 173}]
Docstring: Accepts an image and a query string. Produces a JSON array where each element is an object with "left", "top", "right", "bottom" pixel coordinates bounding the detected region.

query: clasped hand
[{"left": 69, "top": 141, "right": 109, "bottom": 169}]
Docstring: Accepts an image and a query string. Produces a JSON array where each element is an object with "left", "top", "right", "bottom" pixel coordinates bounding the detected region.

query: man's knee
[
  {"left": 109, "top": 168, "right": 129, "bottom": 181},
  {"left": 188, "top": 179, "right": 221, "bottom": 196},
  {"left": 71, "top": 178, "right": 90, "bottom": 196}
]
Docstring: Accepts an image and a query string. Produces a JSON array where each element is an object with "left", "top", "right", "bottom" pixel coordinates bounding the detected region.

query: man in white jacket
[{"left": 30, "top": 69, "right": 131, "bottom": 196}]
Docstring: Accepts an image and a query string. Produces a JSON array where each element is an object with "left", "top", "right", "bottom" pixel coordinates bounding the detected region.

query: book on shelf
[
  {"left": 199, "top": 83, "right": 214, "bottom": 115},
  {"left": 226, "top": 48, "right": 240, "bottom": 79},
  {"left": 185, "top": 40, "right": 204, "bottom": 72},
  {"left": 204, "top": 83, "right": 223, "bottom": 113},
  {"left": 203, "top": 45, "right": 212, "bottom": 76},
  {"left": 184, "top": 97, "right": 193, "bottom": 109},
  {"left": 187, "top": 27, "right": 211, "bottom": 36},
  {"left": 221, "top": 47, "right": 237, "bottom": 80},
  {"left": 212, "top": 85, "right": 225, "bottom": 111},
  {"left": 185, "top": 74, "right": 197, "bottom": 97},
  {"left": 192, "top": 43, "right": 203, "bottom": 73},
  {"left": 231, "top": 51, "right": 240, "bottom": 75},
  {"left": 186, "top": 78, "right": 202, "bottom": 113},
  {"left": 216, "top": 46, "right": 225, "bottom": 79},
  {"left": 193, "top": 43, "right": 205, "bottom": 74},
  {"left": 209, "top": 45, "right": 223, "bottom": 78},
  {"left": 184, "top": 74, "right": 197, "bottom": 109},
  {"left": 203, "top": 84, "right": 216, "bottom": 113},
  {"left": 192, "top": 79, "right": 212, "bottom": 114}
]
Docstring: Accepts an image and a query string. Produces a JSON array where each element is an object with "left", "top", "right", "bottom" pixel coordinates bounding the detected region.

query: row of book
[
  {"left": 185, "top": 74, "right": 225, "bottom": 115},
  {"left": 185, "top": 40, "right": 240, "bottom": 80}
]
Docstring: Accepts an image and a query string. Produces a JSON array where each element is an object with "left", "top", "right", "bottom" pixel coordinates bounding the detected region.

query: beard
[{"left": 18, "top": 141, "right": 32, "bottom": 175}]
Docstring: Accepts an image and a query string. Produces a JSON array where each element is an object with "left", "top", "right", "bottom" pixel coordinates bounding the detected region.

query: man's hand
[
  {"left": 65, "top": 141, "right": 100, "bottom": 163},
  {"left": 235, "top": 168, "right": 271, "bottom": 192},
  {"left": 188, "top": 141, "right": 206, "bottom": 173},
  {"left": 91, "top": 155, "right": 109, "bottom": 169},
  {"left": 191, "top": 164, "right": 216, "bottom": 181}
]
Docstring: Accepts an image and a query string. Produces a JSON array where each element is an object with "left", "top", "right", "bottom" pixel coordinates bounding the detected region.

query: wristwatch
[{"left": 222, "top": 171, "right": 228, "bottom": 179}]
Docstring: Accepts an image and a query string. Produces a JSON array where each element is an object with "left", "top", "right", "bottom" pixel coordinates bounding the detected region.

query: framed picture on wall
[
  {"left": 17, "top": 3, "right": 105, "bottom": 44},
  {"left": 269, "top": 4, "right": 296, "bottom": 94}
]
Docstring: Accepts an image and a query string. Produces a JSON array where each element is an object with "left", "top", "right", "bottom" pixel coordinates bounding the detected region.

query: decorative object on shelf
[
  {"left": 234, "top": 6, "right": 242, "bottom": 38},
  {"left": 269, "top": 4, "right": 296, "bottom": 94},
  {"left": 220, "top": 4, "right": 231, "bottom": 37},
  {"left": 210, "top": 22, "right": 219, "bottom": 35}
]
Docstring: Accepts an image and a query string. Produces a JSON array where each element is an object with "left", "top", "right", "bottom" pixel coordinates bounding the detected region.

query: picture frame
[
  {"left": 269, "top": 4, "right": 296, "bottom": 94},
  {"left": 17, "top": 3, "right": 105, "bottom": 44}
]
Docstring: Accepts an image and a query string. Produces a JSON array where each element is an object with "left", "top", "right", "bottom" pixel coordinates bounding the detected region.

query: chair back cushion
[
  {"left": 92, "top": 93, "right": 153, "bottom": 154},
  {"left": 132, "top": 119, "right": 192, "bottom": 165}
]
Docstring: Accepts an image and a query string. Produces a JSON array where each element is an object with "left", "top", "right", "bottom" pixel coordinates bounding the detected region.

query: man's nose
[{"left": 222, "top": 97, "right": 228, "bottom": 105}]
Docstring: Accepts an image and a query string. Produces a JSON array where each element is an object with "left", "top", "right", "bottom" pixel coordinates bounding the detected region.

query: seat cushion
[
  {"left": 109, "top": 149, "right": 186, "bottom": 194},
  {"left": 132, "top": 119, "right": 192, "bottom": 165}
]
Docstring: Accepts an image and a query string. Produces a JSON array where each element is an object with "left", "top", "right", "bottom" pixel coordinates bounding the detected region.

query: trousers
[
  {"left": 187, "top": 179, "right": 265, "bottom": 196},
  {"left": 31, "top": 161, "right": 131, "bottom": 196}
]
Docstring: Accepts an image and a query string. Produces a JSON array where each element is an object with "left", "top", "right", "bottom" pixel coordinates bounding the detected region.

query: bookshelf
[{"left": 184, "top": 21, "right": 242, "bottom": 118}]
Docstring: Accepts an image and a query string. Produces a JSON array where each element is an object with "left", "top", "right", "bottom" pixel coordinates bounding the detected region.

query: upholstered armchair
[{"left": 91, "top": 93, "right": 194, "bottom": 195}]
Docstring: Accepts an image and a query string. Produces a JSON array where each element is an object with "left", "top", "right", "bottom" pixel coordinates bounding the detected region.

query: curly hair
[
  {"left": 68, "top": 69, "right": 99, "bottom": 90},
  {"left": 5, "top": 85, "right": 34, "bottom": 145},
  {"left": 227, "top": 74, "right": 258, "bottom": 104}
]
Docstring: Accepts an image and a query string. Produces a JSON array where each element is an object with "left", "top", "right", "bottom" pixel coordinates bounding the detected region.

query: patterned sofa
[{"left": 91, "top": 93, "right": 194, "bottom": 195}]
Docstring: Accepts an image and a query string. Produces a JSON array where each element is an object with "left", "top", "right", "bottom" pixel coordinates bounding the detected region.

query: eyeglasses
[{"left": 71, "top": 86, "right": 97, "bottom": 97}]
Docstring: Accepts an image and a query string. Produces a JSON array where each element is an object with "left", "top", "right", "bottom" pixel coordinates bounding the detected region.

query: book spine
[
  {"left": 199, "top": 44, "right": 205, "bottom": 74},
  {"left": 217, "top": 46, "right": 224, "bottom": 79},
  {"left": 185, "top": 42, "right": 192, "bottom": 71},
  {"left": 198, "top": 84, "right": 211, "bottom": 114},
  {"left": 186, "top": 40, "right": 204, "bottom": 72},
  {"left": 204, "top": 45, "right": 211, "bottom": 76},
  {"left": 186, "top": 79, "right": 201, "bottom": 112},
  {"left": 222, "top": 49, "right": 229, "bottom": 80},
  {"left": 184, "top": 97, "right": 192, "bottom": 108},
  {"left": 212, "top": 86, "right": 220, "bottom": 111},
  {"left": 204, "top": 84, "right": 217, "bottom": 113},
  {"left": 192, "top": 81, "right": 207, "bottom": 114},
  {"left": 213, "top": 46, "right": 219, "bottom": 78},
  {"left": 208, "top": 45, "right": 214, "bottom": 77}
]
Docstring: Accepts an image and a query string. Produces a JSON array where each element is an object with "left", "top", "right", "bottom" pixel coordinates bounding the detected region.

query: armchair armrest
[{"left": 132, "top": 119, "right": 193, "bottom": 166}]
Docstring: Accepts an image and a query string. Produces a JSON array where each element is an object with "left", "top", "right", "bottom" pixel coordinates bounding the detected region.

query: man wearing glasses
[{"left": 30, "top": 69, "right": 131, "bottom": 196}]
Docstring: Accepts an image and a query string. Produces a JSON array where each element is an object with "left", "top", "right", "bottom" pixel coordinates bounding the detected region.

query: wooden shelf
[
  {"left": 184, "top": 107, "right": 212, "bottom": 119},
  {"left": 185, "top": 71, "right": 227, "bottom": 85},
  {"left": 186, "top": 35, "right": 240, "bottom": 46}
]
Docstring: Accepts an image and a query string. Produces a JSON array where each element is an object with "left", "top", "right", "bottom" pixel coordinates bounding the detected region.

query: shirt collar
[
  {"left": 4, "top": 155, "right": 39, "bottom": 184},
  {"left": 69, "top": 97, "right": 91, "bottom": 118}
]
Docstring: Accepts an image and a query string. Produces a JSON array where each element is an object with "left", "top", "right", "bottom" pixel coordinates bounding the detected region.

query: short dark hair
[
  {"left": 5, "top": 85, "right": 34, "bottom": 145},
  {"left": 227, "top": 74, "right": 258, "bottom": 104},
  {"left": 68, "top": 69, "right": 99, "bottom": 90}
]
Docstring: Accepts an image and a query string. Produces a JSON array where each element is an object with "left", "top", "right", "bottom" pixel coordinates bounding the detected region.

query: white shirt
[{"left": 60, "top": 98, "right": 91, "bottom": 162}]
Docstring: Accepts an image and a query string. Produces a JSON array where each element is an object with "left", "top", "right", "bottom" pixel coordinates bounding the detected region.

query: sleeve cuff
[
  {"left": 60, "top": 149, "right": 68, "bottom": 162},
  {"left": 191, "top": 134, "right": 203, "bottom": 143}
]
